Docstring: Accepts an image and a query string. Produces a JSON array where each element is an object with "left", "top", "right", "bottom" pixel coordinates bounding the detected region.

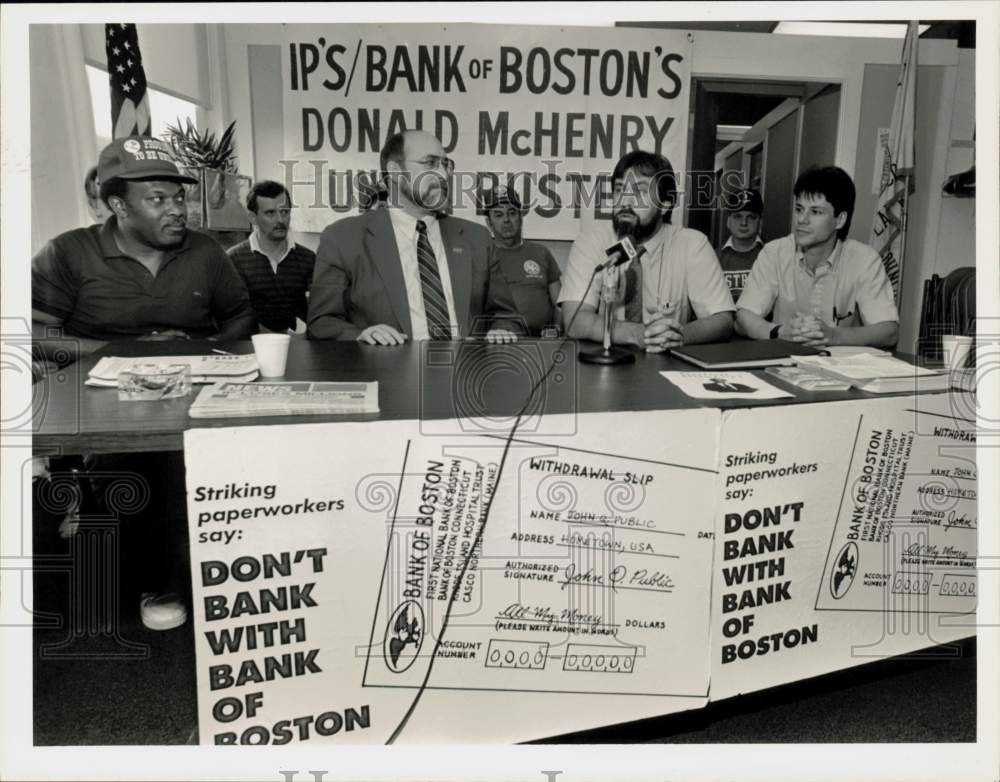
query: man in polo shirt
[
  {"left": 227, "top": 180, "right": 315, "bottom": 333},
  {"left": 32, "top": 137, "right": 255, "bottom": 364},
  {"left": 559, "top": 150, "right": 734, "bottom": 352},
  {"left": 484, "top": 185, "right": 562, "bottom": 336},
  {"left": 736, "top": 166, "right": 899, "bottom": 348},
  {"left": 31, "top": 136, "right": 255, "bottom": 632},
  {"left": 718, "top": 188, "right": 764, "bottom": 301}
]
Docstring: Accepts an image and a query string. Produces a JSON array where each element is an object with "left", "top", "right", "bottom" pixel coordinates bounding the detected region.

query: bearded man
[{"left": 559, "top": 150, "right": 734, "bottom": 352}]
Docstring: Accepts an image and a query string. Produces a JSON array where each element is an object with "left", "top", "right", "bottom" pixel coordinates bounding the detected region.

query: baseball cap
[
  {"left": 97, "top": 137, "right": 198, "bottom": 184},
  {"left": 482, "top": 185, "right": 523, "bottom": 212},
  {"left": 724, "top": 188, "right": 763, "bottom": 215}
]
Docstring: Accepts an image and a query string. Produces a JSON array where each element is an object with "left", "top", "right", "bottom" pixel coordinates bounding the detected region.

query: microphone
[
  {"left": 595, "top": 236, "right": 642, "bottom": 272},
  {"left": 576, "top": 239, "right": 647, "bottom": 366}
]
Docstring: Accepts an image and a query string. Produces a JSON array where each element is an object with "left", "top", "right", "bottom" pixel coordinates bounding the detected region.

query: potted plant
[{"left": 163, "top": 118, "right": 250, "bottom": 231}]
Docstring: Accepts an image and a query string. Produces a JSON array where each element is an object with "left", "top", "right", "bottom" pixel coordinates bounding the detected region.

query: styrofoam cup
[
  {"left": 942, "top": 334, "right": 974, "bottom": 371},
  {"left": 251, "top": 334, "right": 291, "bottom": 377}
]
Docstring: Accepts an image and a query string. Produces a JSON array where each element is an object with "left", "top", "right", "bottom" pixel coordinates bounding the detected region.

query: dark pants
[{"left": 79, "top": 451, "right": 191, "bottom": 599}]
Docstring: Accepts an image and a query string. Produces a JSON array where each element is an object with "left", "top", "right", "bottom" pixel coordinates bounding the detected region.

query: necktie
[
  {"left": 415, "top": 220, "right": 454, "bottom": 339},
  {"left": 623, "top": 258, "right": 644, "bottom": 323}
]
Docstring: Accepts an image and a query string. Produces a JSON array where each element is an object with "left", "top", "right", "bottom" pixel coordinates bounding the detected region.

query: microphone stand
[{"left": 579, "top": 263, "right": 636, "bottom": 365}]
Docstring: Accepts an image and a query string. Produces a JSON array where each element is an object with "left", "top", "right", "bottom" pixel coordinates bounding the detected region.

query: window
[{"left": 86, "top": 64, "right": 199, "bottom": 150}]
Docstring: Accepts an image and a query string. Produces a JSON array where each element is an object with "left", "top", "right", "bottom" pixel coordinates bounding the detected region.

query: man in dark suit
[{"left": 308, "top": 130, "right": 523, "bottom": 344}]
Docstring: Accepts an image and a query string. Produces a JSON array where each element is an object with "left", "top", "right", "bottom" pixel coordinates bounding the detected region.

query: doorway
[{"left": 686, "top": 78, "right": 842, "bottom": 249}]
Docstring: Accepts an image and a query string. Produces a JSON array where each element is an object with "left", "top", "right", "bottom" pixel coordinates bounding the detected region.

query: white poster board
[
  {"left": 185, "top": 409, "right": 720, "bottom": 744},
  {"left": 277, "top": 24, "right": 692, "bottom": 237},
  {"left": 184, "top": 393, "right": 978, "bottom": 743},
  {"left": 710, "top": 394, "right": 977, "bottom": 699}
]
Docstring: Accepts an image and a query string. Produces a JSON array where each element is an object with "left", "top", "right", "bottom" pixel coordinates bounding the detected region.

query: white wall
[{"left": 688, "top": 31, "right": 957, "bottom": 177}]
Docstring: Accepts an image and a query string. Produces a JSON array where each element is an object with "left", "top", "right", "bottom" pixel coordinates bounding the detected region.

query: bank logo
[
  {"left": 384, "top": 600, "right": 424, "bottom": 673},
  {"left": 830, "top": 541, "right": 859, "bottom": 599}
]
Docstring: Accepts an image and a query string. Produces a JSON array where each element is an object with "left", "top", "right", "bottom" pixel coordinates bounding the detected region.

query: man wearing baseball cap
[
  {"left": 33, "top": 136, "right": 255, "bottom": 363},
  {"left": 483, "top": 185, "right": 561, "bottom": 336},
  {"left": 31, "top": 137, "right": 255, "bottom": 631},
  {"left": 718, "top": 187, "right": 764, "bottom": 302}
]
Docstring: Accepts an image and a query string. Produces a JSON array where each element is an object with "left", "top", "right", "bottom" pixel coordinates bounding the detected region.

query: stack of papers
[
  {"left": 188, "top": 381, "right": 379, "bottom": 418},
  {"left": 87, "top": 354, "right": 259, "bottom": 387},
  {"left": 794, "top": 354, "right": 949, "bottom": 393},
  {"left": 765, "top": 365, "right": 852, "bottom": 391}
]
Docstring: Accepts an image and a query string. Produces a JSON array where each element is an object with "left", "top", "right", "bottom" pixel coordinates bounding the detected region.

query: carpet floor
[{"left": 31, "top": 492, "right": 976, "bottom": 746}]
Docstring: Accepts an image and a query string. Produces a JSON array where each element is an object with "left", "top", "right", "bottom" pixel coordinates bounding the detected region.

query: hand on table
[
  {"left": 137, "top": 329, "right": 190, "bottom": 341},
  {"left": 643, "top": 304, "right": 684, "bottom": 353},
  {"left": 485, "top": 328, "right": 518, "bottom": 345},
  {"left": 357, "top": 324, "right": 408, "bottom": 346}
]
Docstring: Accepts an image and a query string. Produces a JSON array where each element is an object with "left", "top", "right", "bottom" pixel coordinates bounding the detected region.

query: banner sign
[
  {"left": 184, "top": 395, "right": 976, "bottom": 744},
  {"left": 185, "top": 410, "right": 719, "bottom": 744},
  {"left": 278, "top": 24, "right": 692, "bottom": 237},
  {"left": 710, "top": 394, "right": 977, "bottom": 699}
]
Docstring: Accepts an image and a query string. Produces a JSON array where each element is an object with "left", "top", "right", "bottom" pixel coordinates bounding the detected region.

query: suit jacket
[{"left": 308, "top": 209, "right": 524, "bottom": 340}]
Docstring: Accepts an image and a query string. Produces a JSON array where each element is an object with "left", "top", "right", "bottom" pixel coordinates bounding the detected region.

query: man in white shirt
[
  {"left": 559, "top": 150, "right": 734, "bottom": 352},
  {"left": 736, "top": 166, "right": 899, "bottom": 348},
  {"left": 308, "top": 130, "right": 522, "bottom": 344}
]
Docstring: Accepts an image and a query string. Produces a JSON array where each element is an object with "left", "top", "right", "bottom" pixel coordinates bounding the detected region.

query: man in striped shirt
[{"left": 227, "top": 180, "right": 315, "bottom": 333}]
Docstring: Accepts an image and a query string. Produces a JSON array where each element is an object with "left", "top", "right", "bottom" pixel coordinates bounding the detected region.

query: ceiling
[
  {"left": 616, "top": 21, "right": 779, "bottom": 33},
  {"left": 615, "top": 20, "right": 975, "bottom": 48}
]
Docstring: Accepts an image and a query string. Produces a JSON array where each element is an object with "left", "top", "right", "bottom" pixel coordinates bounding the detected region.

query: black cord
[
  {"left": 385, "top": 265, "right": 606, "bottom": 744},
  {"left": 562, "top": 265, "right": 606, "bottom": 343}
]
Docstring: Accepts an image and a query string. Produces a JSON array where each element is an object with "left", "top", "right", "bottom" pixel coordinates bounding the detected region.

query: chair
[{"left": 918, "top": 267, "right": 975, "bottom": 362}]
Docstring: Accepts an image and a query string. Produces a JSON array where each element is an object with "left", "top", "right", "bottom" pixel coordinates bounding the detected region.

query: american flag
[{"left": 105, "top": 23, "right": 151, "bottom": 138}]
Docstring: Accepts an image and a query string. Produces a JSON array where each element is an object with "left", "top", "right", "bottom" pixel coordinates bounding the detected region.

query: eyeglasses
[{"left": 406, "top": 156, "right": 455, "bottom": 174}]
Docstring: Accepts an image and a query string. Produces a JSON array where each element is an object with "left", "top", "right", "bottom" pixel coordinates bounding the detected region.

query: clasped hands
[
  {"left": 641, "top": 304, "right": 684, "bottom": 353},
  {"left": 356, "top": 324, "right": 518, "bottom": 346},
  {"left": 779, "top": 312, "right": 837, "bottom": 348}
]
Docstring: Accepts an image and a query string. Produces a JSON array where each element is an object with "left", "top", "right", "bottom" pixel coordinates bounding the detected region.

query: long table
[
  {"left": 33, "top": 337, "right": 920, "bottom": 455},
  {"left": 29, "top": 337, "right": 977, "bottom": 745}
]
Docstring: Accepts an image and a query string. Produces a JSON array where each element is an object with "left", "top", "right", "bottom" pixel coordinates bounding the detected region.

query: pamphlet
[{"left": 660, "top": 371, "right": 794, "bottom": 400}]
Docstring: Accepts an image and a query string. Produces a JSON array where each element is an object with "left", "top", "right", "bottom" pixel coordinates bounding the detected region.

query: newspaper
[
  {"left": 86, "top": 354, "right": 259, "bottom": 387},
  {"left": 188, "top": 381, "right": 379, "bottom": 418}
]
